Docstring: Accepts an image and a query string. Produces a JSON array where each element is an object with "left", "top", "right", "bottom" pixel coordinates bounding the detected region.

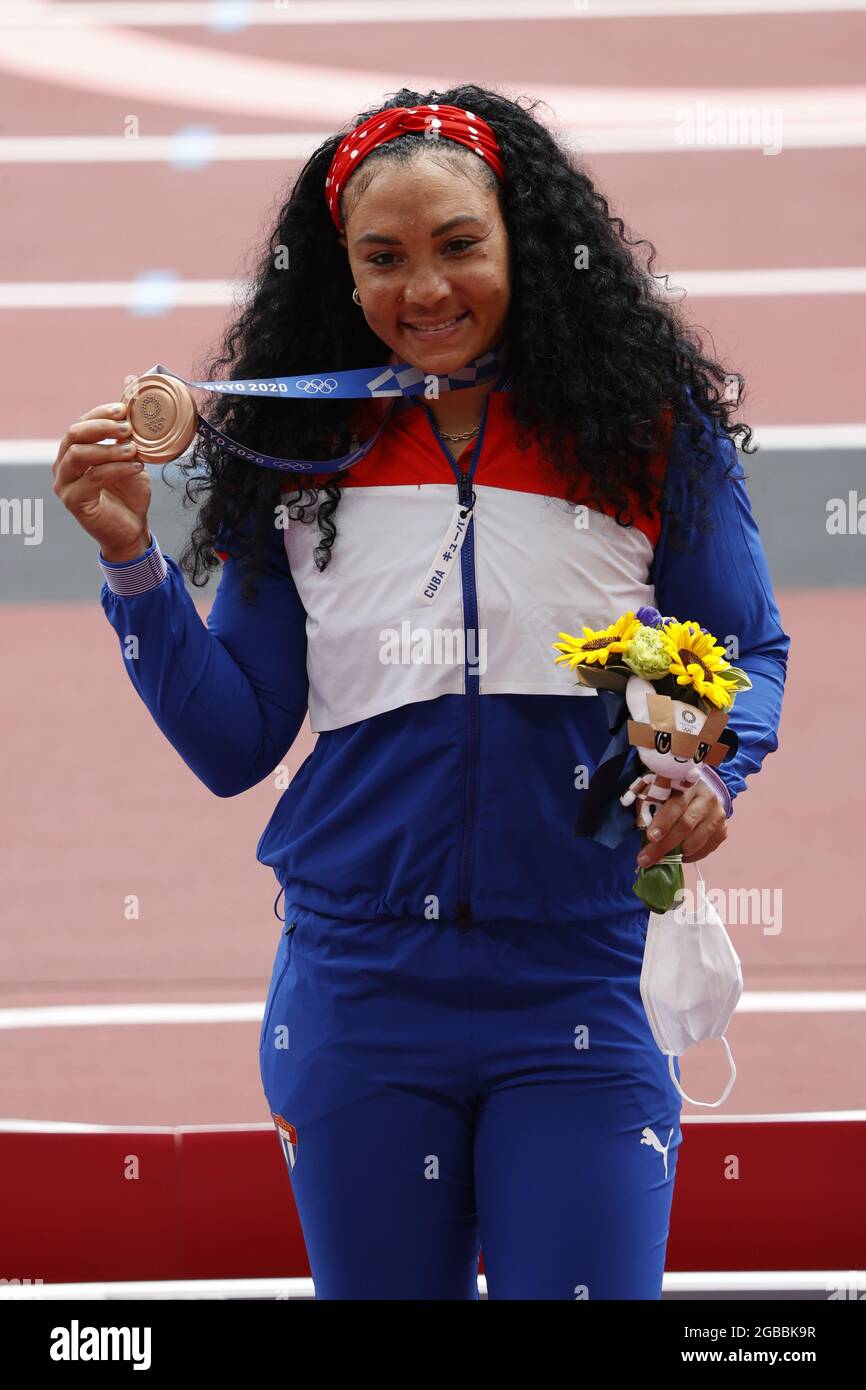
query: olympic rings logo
[{"left": 294, "top": 378, "right": 338, "bottom": 394}]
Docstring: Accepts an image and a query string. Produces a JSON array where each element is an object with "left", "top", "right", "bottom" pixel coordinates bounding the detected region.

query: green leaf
[
  {"left": 721, "top": 667, "right": 753, "bottom": 692},
  {"left": 633, "top": 859, "right": 684, "bottom": 913}
]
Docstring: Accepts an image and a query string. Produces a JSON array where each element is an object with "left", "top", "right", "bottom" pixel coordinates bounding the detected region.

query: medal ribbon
[{"left": 144, "top": 339, "right": 511, "bottom": 475}]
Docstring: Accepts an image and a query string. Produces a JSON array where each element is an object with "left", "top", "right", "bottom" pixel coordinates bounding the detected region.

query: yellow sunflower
[
  {"left": 553, "top": 611, "right": 640, "bottom": 669},
  {"left": 659, "top": 620, "right": 738, "bottom": 709}
]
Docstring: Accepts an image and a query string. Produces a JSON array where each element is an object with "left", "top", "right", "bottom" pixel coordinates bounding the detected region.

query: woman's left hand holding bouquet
[{"left": 636, "top": 778, "right": 728, "bottom": 872}]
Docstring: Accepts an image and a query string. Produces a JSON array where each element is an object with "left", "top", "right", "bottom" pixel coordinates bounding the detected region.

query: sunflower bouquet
[{"left": 552, "top": 606, "right": 751, "bottom": 912}]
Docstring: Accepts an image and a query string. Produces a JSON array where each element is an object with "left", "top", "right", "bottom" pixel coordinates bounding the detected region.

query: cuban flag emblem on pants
[{"left": 272, "top": 1113, "right": 298, "bottom": 1172}]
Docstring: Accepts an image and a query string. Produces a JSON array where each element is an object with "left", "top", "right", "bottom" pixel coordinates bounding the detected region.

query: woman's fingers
[
  {"left": 54, "top": 438, "right": 141, "bottom": 500},
  {"left": 79, "top": 401, "right": 127, "bottom": 422},
  {"left": 53, "top": 400, "right": 152, "bottom": 553},
  {"left": 53, "top": 403, "right": 131, "bottom": 483},
  {"left": 61, "top": 457, "right": 146, "bottom": 511},
  {"left": 637, "top": 782, "right": 725, "bottom": 867},
  {"left": 681, "top": 822, "right": 728, "bottom": 863}
]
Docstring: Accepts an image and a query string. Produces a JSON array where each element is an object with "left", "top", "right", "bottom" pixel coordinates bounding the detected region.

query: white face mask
[{"left": 640, "top": 863, "right": 743, "bottom": 1108}]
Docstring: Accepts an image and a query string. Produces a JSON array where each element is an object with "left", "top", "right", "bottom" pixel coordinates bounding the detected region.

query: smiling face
[{"left": 338, "top": 145, "right": 511, "bottom": 372}]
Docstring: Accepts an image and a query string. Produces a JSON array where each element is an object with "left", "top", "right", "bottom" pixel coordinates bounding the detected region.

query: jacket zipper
[
  {"left": 456, "top": 458, "right": 480, "bottom": 930},
  {"left": 423, "top": 397, "right": 490, "bottom": 930}
]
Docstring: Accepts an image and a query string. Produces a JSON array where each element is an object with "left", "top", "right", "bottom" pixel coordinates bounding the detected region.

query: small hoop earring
[{"left": 352, "top": 287, "right": 362, "bottom": 306}]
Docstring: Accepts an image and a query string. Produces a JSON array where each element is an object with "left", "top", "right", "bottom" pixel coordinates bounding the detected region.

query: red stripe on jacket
[{"left": 304, "top": 393, "right": 672, "bottom": 548}]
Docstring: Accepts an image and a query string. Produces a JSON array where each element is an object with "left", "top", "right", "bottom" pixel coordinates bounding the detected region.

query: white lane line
[
  {"left": 0, "top": 279, "right": 235, "bottom": 308},
  {"left": 1, "top": 992, "right": 866, "bottom": 1028},
  {"left": 3, "top": 119, "right": 866, "bottom": 159},
  {"left": 745, "top": 424, "right": 866, "bottom": 448},
  {"left": 738, "top": 992, "right": 866, "bottom": 1012},
  {"left": 0, "top": 1276, "right": 318, "bottom": 1301},
  {"left": 679, "top": 1110, "right": 866, "bottom": 1122},
  {"left": 0, "top": 134, "right": 325, "bottom": 163},
  {"left": 664, "top": 267, "right": 866, "bottom": 296},
  {"left": 3, "top": 267, "right": 864, "bottom": 310},
  {"left": 0, "top": 1003, "right": 265, "bottom": 1028},
  {"left": 3, "top": 424, "right": 866, "bottom": 466},
  {"left": 0, "top": 441, "right": 59, "bottom": 463},
  {"left": 0, "top": 1118, "right": 279, "bottom": 1132},
  {"left": 3, "top": 1, "right": 865, "bottom": 29},
  {"left": 1, "top": 14, "right": 864, "bottom": 139},
  {"left": 1, "top": 1110, "right": 864, "bottom": 1130},
  {"left": 664, "top": 1271, "right": 866, "bottom": 1292},
  {"left": 0, "top": 1272, "right": 860, "bottom": 1302},
  {"left": 0, "top": 442, "right": 192, "bottom": 465}
]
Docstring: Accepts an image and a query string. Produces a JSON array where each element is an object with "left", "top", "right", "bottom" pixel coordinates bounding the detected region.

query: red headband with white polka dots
[{"left": 325, "top": 104, "right": 505, "bottom": 233}]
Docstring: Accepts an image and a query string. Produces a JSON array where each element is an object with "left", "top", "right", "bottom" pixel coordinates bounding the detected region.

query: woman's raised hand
[{"left": 53, "top": 400, "right": 152, "bottom": 562}]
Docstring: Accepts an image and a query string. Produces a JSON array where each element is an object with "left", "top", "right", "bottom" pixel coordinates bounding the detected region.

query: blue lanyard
[{"left": 147, "top": 339, "right": 512, "bottom": 475}]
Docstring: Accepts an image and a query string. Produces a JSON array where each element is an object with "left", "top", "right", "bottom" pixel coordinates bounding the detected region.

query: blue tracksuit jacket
[{"left": 98, "top": 390, "right": 789, "bottom": 926}]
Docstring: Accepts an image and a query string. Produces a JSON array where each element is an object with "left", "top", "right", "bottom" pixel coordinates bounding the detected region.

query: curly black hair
[{"left": 172, "top": 83, "right": 753, "bottom": 603}]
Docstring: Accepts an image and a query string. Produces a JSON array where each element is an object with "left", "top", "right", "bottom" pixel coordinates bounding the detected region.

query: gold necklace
[{"left": 439, "top": 423, "right": 480, "bottom": 441}]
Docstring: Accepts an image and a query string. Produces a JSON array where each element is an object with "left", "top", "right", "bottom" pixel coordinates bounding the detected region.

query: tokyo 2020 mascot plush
[{"left": 552, "top": 607, "right": 752, "bottom": 912}]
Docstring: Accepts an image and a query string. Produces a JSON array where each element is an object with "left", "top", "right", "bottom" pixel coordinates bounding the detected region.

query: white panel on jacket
[
  {"left": 283, "top": 481, "right": 657, "bottom": 733},
  {"left": 473, "top": 485, "right": 657, "bottom": 694}
]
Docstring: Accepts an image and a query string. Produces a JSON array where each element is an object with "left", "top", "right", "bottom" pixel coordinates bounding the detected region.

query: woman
[{"left": 53, "top": 85, "right": 789, "bottom": 1300}]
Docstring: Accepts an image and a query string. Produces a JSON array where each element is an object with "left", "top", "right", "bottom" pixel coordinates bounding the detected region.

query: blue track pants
[{"left": 259, "top": 904, "right": 683, "bottom": 1300}]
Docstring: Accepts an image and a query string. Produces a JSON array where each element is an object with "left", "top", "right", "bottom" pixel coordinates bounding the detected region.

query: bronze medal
[{"left": 122, "top": 372, "right": 198, "bottom": 463}]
